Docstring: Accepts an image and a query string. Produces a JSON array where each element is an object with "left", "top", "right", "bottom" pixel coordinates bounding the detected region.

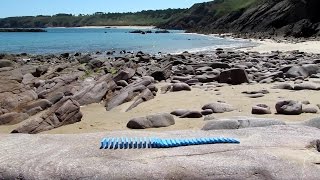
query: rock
[
  {"left": 202, "top": 116, "right": 285, "bottom": 130},
  {"left": 272, "top": 83, "right": 293, "bottom": 90},
  {"left": 148, "top": 63, "right": 172, "bottom": 81},
  {"left": 203, "top": 114, "right": 215, "bottom": 121},
  {"left": 88, "top": 59, "right": 103, "bottom": 69},
  {"left": 126, "top": 88, "right": 155, "bottom": 111},
  {"left": 0, "top": 59, "right": 14, "bottom": 68},
  {"left": 210, "top": 62, "right": 231, "bottom": 69},
  {"left": 127, "top": 113, "right": 175, "bottom": 129},
  {"left": 22, "top": 99, "right": 53, "bottom": 112},
  {"left": 252, "top": 104, "right": 272, "bottom": 114},
  {"left": 160, "top": 84, "right": 172, "bottom": 94},
  {"left": 22, "top": 73, "right": 36, "bottom": 85},
  {"left": 302, "top": 105, "right": 319, "bottom": 114},
  {"left": 12, "top": 97, "right": 82, "bottom": 134},
  {"left": 286, "top": 64, "right": 320, "bottom": 78},
  {"left": 78, "top": 54, "right": 92, "bottom": 64},
  {"left": 293, "top": 83, "right": 318, "bottom": 90},
  {"left": 180, "top": 111, "right": 203, "bottom": 118},
  {"left": 170, "top": 109, "right": 190, "bottom": 117},
  {"left": 106, "top": 77, "right": 153, "bottom": 110},
  {"left": 302, "top": 117, "right": 320, "bottom": 129},
  {"left": 113, "top": 68, "right": 135, "bottom": 82},
  {"left": 171, "top": 83, "right": 191, "bottom": 92},
  {"left": 116, "top": 80, "right": 129, "bottom": 87},
  {"left": 73, "top": 74, "right": 116, "bottom": 106},
  {"left": 26, "top": 107, "right": 43, "bottom": 116},
  {"left": 275, "top": 100, "right": 302, "bottom": 115},
  {"left": 219, "top": 68, "right": 249, "bottom": 85},
  {"left": 0, "top": 112, "right": 29, "bottom": 125},
  {"left": 242, "top": 90, "right": 269, "bottom": 95},
  {"left": 1, "top": 126, "right": 320, "bottom": 179},
  {"left": 202, "top": 102, "right": 235, "bottom": 113},
  {"left": 247, "top": 93, "right": 265, "bottom": 98},
  {"left": 201, "top": 109, "right": 214, "bottom": 116},
  {"left": 32, "top": 66, "right": 48, "bottom": 77},
  {"left": 47, "top": 92, "right": 64, "bottom": 104}
]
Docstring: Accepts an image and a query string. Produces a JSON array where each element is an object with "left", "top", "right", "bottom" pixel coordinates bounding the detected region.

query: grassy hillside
[
  {"left": 159, "top": 0, "right": 260, "bottom": 30},
  {"left": 0, "top": 9, "right": 185, "bottom": 28}
]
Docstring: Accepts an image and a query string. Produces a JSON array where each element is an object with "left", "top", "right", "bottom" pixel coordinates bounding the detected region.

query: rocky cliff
[{"left": 160, "top": 0, "right": 320, "bottom": 38}]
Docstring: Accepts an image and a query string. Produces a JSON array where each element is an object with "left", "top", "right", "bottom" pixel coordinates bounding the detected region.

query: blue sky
[{"left": 0, "top": 0, "right": 211, "bottom": 18}]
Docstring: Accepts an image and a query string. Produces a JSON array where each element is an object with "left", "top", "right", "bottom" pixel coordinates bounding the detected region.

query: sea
[{"left": 0, "top": 27, "right": 255, "bottom": 55}]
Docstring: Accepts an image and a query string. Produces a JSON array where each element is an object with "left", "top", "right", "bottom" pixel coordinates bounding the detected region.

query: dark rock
[
  {"left": 252, "top": 104, "right": 272, "bottom": 115},
  {"left": 171, "top": 83, "right": 191, "bottom": 92},
  {"left": 202, "top": 102, "right": 235, "bottom": 113},
  {"left": 272, "top": 83, "right": 293, "bottom": 90},
  {"left": 275, "top": 100, "right": 302, "bottom": 115},
  {"left": 127, "top": 113, "right": 175, "bottom": 129},
  {"left": 219, "top": 68, "right": 249, "bottom": 85},
  {"left": 247, "top": 93, "right": 265, "bottom": 98},
  {"left": 32, "top": 66, "right": 48, "bottom": 77},
  {"left": 210, "top": 62, "right": 231, "bottom": 69},
  {"left": 88, "top": 59, "right": 103, "bottom": 69},
  {"left": 180, "top": 111, "right": 203, "bottom": 118},
  {"left": 12, "top": 97, "right": 83, "bottom": 134},
  {"left": 78, "top": 55, "right": 92, "bottom": 64},
  {"left": 170, "top": 109, "right": 190, "bottom": 117},
  {"left": 116, "top": 80, "right": 129, "bottom": 87},
  {"left": 148, "top": 63, "right": 172, "bottom": 81},
  {"left": 201, "top": 109, "right": 214, "bottom": 116}
]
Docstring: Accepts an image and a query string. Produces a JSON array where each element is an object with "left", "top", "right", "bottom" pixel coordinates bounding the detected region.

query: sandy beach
[{"left": 241, "top": 39, "right": 320, "bottom": 54}]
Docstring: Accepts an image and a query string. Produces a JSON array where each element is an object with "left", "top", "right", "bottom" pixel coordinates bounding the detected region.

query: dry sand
[
  {"left": 12, "top": 81, "right": 314, "bottom": 134},
  {"left": 240, "top": 39, "right": 320, "bottom": 54}
]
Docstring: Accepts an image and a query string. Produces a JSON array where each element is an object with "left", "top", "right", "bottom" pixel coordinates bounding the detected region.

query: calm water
[{"left": 0, "top": 28, "right": 254, "bottom": 54}]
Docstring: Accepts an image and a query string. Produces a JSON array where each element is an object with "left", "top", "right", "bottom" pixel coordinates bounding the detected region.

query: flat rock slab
[{"left": 1, "top": 126, "right": 320, "bottom": 179}]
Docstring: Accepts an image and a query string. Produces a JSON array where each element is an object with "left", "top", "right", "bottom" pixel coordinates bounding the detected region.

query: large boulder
[
  {"left": 11, "top": 97, "right": 82, "bottom": 134},
  {"left": 73, "top": 74, "right": 116, "bottom": 106},
  {"left": 219, "top": 68, "right": 249, "bottom": 85},
  {"left": 202, "top": 102, "right": 236, "bottom": 113},
  {"left": 275, "top": 100, "right": 303, "bottom": 115},
  {"left": 127, "top": 113, "right": 175, "bottom": 129},
  {"left": 202, "top": 116, "right": 286, "bottom": 130}
]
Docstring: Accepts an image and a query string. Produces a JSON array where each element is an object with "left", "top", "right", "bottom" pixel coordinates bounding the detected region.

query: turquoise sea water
[{"left": 0, "top": 28, "right": 254, "bottom": 54}]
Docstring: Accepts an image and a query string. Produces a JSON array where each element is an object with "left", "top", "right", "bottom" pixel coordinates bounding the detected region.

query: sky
[{"left": 0, "top": 0, "right": 211, "bottom": 18}]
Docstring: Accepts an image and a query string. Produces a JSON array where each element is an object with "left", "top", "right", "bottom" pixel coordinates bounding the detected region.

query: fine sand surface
[
  {"left": 15, "top": 81, "right": 315, "bottom": 134},
  {"left": 241, "top": 39, "right": 320, "bottom": 54}
]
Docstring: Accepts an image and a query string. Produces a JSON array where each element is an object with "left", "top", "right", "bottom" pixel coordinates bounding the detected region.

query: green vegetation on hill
[{"left": 0, "top": 9, "right": 185, "bottom": 28}]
